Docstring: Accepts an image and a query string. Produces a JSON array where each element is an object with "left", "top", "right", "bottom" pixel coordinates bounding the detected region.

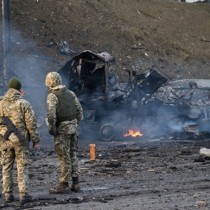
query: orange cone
[{"left": 89, "top": 144, "right": 96, "bottom": 160}]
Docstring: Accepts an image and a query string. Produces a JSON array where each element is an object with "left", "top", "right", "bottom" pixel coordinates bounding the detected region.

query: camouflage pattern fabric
[
  {"left": 45, "top": 72, "right": 83, "bottom": 183},
  {"left": 1, "top": 144, "right": 29, "bottom": 199},
  {"left": 54, "top": 133, "right": 80, "bottom": 182},
  {"left": 0, "top": 88, "right": 40, "bottom": 199}
]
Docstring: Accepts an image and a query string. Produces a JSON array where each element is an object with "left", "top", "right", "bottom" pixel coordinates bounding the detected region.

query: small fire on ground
[{"left": 124, "top": 129, "right": 143, "bottom": 138}]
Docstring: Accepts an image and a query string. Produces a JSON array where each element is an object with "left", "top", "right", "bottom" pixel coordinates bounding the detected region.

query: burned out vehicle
[
  {"left": 59, "top": 50, "right": 210, "bottom": 140},
  {"left": 163, "top": 79, "right": 210, "bottom": 132}
]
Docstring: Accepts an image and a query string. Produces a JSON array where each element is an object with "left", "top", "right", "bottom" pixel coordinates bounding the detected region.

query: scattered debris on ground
[{"left": 1, "top": 139, "right": 210, "bottom": 210}]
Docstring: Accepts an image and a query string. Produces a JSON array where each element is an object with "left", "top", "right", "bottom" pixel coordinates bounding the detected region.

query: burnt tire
[{"left": 99, "top": 123, "right": 116, "bottom": 141}]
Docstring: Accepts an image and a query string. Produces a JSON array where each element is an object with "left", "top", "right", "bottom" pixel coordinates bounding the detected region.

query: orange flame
[{"left": 124, "top": 129, "right": 143, "bottom": 137}]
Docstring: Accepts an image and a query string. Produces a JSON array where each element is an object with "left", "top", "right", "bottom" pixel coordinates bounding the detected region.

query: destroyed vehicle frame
[
  {"left": 59, "top": 51, "right": 210, "bottom": 141},
  {"left": 59, "top": 50, "right": 115, "bottom": 100},
  {"left": 59, "top": 50, "right": 169, "bottom": 141},
  {"left": 167, "top": 79, "right": 210, "bottom": 133}
]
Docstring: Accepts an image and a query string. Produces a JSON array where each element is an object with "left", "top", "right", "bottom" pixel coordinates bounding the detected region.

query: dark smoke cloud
[{"left": 0, "top": 26, "right": 57, "bottom": 148}]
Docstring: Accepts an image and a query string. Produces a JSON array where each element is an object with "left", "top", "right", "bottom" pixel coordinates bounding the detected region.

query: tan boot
[
  {"left": 70, "top": 177, "right": 80, "bottom": 192},
  {"left": 49, "top": 182, "right": 69, "bottom": 194}
]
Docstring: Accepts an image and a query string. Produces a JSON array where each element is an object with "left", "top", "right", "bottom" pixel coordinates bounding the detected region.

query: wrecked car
[
  {"left": 59, "top": 50, "right": 210, "bottom": 141},
  {"left": 145, "top": 78, "right": 210, "bottom": 139},
  {"left": 161, "top": 79, "right": 210, "bottom": 132}
]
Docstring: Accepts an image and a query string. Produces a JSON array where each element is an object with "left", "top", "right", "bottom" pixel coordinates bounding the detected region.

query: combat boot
[
  {"left": 3, "top": 194, "right": 14, "bottom": 203},
  {"left": 49, "top": 182, "right": 69, "bottom": 194},
  {"left": 70, "top": 177, "right": 80, "bottom": 192},
  {"left": 20, "top": 193, "right": 32, "bottom": 205}
]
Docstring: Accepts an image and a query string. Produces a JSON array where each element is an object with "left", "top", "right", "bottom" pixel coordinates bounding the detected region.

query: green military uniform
[
  {"left": 0, "top": 79, "right": 40, "bottom": 203},
  {"left": 45, "top": 72, "right": 83, "bottom": 193}
]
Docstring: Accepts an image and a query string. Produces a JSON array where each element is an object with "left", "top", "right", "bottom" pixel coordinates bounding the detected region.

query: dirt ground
[
  {"left": 6, "top": 0, "right": 210, "bottom": 81},
  {"left": 1, "top": 138, "right": 210, "bottom": 210},
  {"left": 1, "top": 0, "right": 210, "bottom": 209}
]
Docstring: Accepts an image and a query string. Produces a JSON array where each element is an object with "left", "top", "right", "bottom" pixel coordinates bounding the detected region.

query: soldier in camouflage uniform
[
  {"left": 0, "top": 78, "right": 40, "bottom": 204},
  {"left": 45, "top": 72, "right": 83, "bottom": 193}
]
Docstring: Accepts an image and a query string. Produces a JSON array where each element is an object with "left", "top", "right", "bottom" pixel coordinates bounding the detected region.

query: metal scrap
[{"left": 58, "top": 50, "right": 210, "bottom": 140}]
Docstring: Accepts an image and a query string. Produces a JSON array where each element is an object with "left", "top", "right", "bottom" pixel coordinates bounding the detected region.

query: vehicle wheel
[{"left": 99, "top": 123, "right": 115, "bottom": 141}]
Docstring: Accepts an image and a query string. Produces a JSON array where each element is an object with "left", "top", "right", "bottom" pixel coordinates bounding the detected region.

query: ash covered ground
[
  {"left": 1, "top": 0, "right": 210, "bottom": 209},
  {"left": 1, "top": 138, "right": 210, "bottom": 210}
]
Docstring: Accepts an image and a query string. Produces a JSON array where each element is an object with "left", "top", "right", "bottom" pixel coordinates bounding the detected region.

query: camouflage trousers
[
  {"left": 54, "top": 133, "right": 80, "bottom": 183},
  {"left": 0, "top": 143, "right": 29, "bottom": 199}
]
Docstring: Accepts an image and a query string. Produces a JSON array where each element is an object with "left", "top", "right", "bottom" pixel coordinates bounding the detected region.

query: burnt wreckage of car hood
[{"left": 59, "top": 50, "right": 210, "bottom": 141}]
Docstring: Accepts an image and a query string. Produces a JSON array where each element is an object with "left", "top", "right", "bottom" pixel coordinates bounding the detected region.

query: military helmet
[{"left": 45, "top": 72, "right": 62, "bottom": 88}]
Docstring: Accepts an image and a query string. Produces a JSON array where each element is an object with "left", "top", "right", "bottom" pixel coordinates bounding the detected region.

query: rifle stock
[{"left": 1, "top": 116, "right": 27, "bottom": 143}]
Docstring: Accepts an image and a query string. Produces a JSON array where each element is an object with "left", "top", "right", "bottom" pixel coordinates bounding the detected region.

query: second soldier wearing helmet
[{"left": 45, "top": 72, "right": 83, "bottom": 193}]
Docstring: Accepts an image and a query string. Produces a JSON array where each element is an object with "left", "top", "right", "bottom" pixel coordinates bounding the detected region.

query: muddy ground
[
  {"left": 1, "top": 137, "right": 210, "bottom": 210},
  {"left": 1, "top": 0, "right": 210, "bottom": 209}
]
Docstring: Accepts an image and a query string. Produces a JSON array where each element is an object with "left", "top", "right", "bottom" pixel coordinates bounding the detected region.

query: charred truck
[{"left": 59, "top": 50, "right": 210, "bottom": 141}]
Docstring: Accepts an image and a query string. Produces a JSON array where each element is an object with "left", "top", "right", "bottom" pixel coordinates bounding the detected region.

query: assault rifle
[
  {"left": 0, "top": 116, "right": 27, "bottom": 143},
  {"left": 0, "top": 116, "right": 38, "bottom": 159}
]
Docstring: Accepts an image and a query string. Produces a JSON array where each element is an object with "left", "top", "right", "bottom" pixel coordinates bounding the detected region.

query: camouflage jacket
[
  {"left": 46, "top": 85, "right": 83, "bottom": 135},
  {"left": 0, "top": 88, "right": 40, "bottom": 145}
]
